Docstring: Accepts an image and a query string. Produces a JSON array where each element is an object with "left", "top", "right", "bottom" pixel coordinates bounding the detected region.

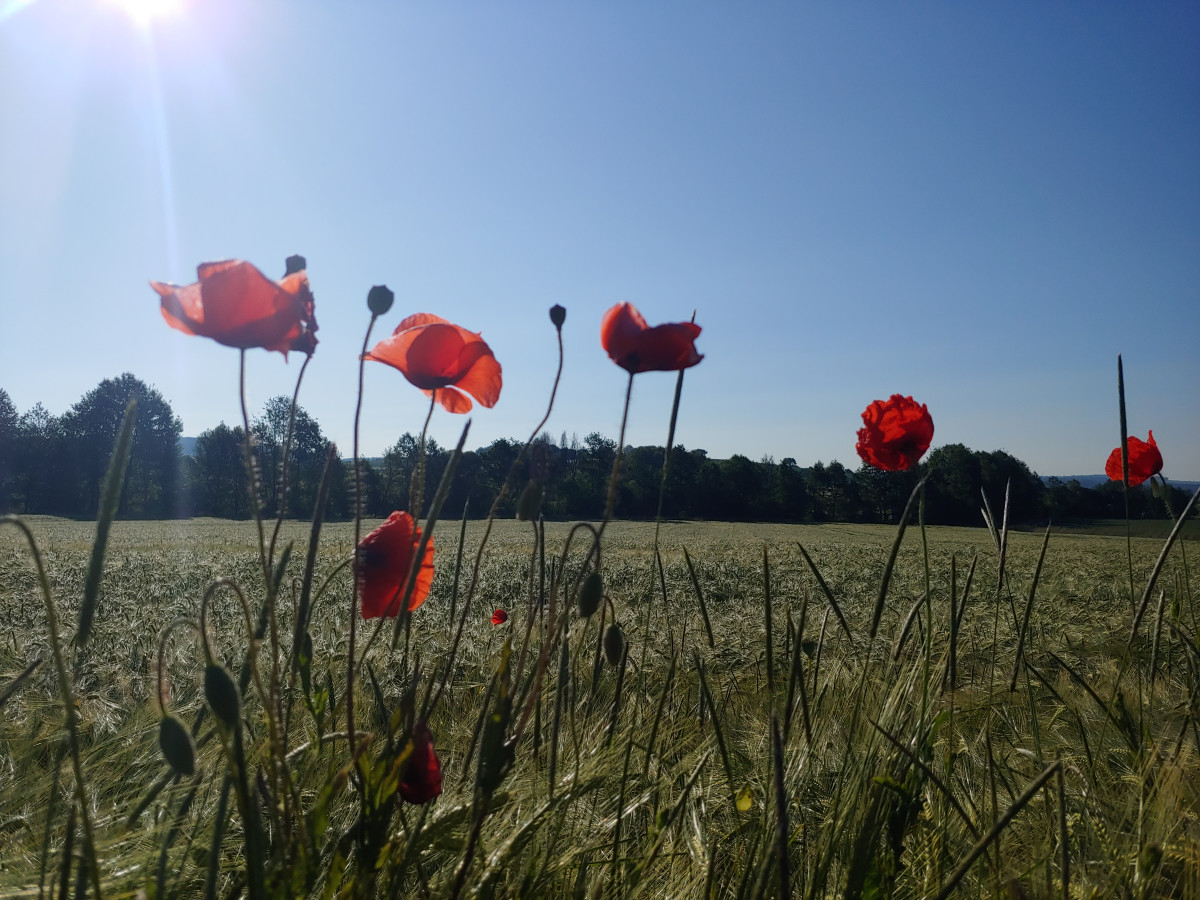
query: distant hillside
[
  {"left": 1042, "top": 474, "right": 1200, "bottom": 493},
  {"left": 180, "top": 436, "right": 197, "bottom": 456}
]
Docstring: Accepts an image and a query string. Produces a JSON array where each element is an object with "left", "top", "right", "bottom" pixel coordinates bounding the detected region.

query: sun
[{"left": 105, "top": 0, "right": 183, "bottom": 26}]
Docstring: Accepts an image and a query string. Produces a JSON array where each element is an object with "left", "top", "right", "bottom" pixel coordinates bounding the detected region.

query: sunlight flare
[{"left": 105, "top": 0, "right": 182, "bottom": 26}]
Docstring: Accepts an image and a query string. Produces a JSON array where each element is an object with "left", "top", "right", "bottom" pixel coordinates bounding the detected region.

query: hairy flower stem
[
  {"left": 348, "top": 313, "right": 379, "bottom": 758},
  {"left": 409, "top": 393, "right": 437, "bottom": 519},
  {"left": 267, "top": 352, "right": 311, "bottom": 564},
  {"left": 600, "top": 371, "right": 635, "bottom": 536},
  {"left": 239, "top": 350, "right": 270, "bottom": 587},
  {"left": 423, "top": 318, "right": 565, "bottom": 712},
  {"left": 653, "top": 367, "right": 687, "bottom": 552}
]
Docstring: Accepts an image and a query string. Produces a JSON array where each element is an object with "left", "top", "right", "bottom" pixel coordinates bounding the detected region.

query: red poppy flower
[
  {"left": 600, "top": 302, "right": 703, "bottom": 374},
  {"left": 855, "top": 395, "right": 934, "bottom": 472},
  {"left": 151, "top": 260, "right": 318, "bottom": 356},
  {"left": 355, "top": 511, "right": 435, "bottom": 618},
  {"left": 398, "top": 723, "right": 443, "bottom": 805},
  {"left": 364, "top": 313, "right": 501, "bottom": 413},
  {"left": 1105, "top": 431, "right": 1163, "bottom": 487},
  {"left": 491, "top": 609, "right": 508, "bottom": 626}
]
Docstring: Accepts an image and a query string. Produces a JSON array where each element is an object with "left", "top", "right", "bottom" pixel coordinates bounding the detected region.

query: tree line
[{"left": 0, "top": 375, "right": 1190, "bottom": 525}]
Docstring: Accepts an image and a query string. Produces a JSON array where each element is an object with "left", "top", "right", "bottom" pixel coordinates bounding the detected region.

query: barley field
[{"left": 0, "top": 515, "right": 1196, "bottom": 898}]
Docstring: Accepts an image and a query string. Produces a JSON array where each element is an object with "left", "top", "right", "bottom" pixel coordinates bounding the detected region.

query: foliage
[{"left": 1, "top": 381, "right": 1194, "bottom": 526}]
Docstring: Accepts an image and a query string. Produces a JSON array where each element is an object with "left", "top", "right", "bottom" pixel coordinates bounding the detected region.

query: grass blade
[
  {"left": 933, "top": 762, "right": 1060, "bottom": 900},
  {"left": 78, "top": 397, "right": 136, "bottom": 648},
  {"left": 1008, "top": 523, "right": 1051, "bottom": 692}
]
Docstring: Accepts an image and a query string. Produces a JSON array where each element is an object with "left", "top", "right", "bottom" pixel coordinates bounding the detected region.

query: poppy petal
[
  {"left": 449, "top": 351, "right": 502, "bottom": 409},
  {"left": 601, "top": 302, "right": 702, "bottom": 373},
  {"left": 398, "top": 724, "right": 443, "bottom": 804},
  {"left": 403, "top": 324, "right": 469, "bottom": 386},
  {"left": 423, "top": 387, "right": 473, "bottom": 414},
  {"left": 1105, "top": 431, "right": 1163, "bottom": 487},
  {"left": 395, "top": 312, "right": 453, "bottom": 331},
  {"left": 855, "top": 395, "right": 934, "bottom": 472},
  {"left": 356, "top": 511, "right": 435, "bottom": 618},
  {"left": 152, "top": 260, "right": 317, "bottom": 356}
]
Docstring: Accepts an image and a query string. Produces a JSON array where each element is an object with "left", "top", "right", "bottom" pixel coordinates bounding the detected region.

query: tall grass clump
[{"left": 0, "top": 264, "right": 1196, "bottom": 899}]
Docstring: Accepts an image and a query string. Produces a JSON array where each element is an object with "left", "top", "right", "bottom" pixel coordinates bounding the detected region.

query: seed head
[
  {"left": 603, "top": 623, "right": 625, "bottom": 666},
  {"left": 367, "top": 284, "right": 395, "bottom": 317},
  {"left": 158, "top": 714, "right": 197, "bottom": 777},
  {"left": 577, "top": 571, "right": 603, "bottom": 618}
]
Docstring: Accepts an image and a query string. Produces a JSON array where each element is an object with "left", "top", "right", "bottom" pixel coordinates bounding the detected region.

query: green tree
[
  {"left": 191, "top": 424, "right": 251, "bottom": 518},
  {"left": 977, "top": 449, "right": 1044, "bottom": 524},
  {"left": 0, "top": 389, "right": 16, "bottom": 511},
  {"left": 924, "top": 443, "right": 983, "bottom": 525},
  {"left": 253, "top": 396, "right": 337, "bottom": 518},
  {"left": 59, "top": 373, "right": 182, "bottom": 518}
]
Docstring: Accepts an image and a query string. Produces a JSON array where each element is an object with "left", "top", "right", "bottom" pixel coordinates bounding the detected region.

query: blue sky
[{"left": 2, "top": 1, "right": 1197, "bottom": 478}]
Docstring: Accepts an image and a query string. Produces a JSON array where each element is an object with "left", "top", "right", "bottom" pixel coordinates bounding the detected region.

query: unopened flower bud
[
  {"left": 284, "top": 254, "right": 307, "bottom": 276},
  {"left": 549, "top": 304, "right": 566, "bottom": 329},
  {"left": 603, "top": 623, "right": 625, "bottom": 666},
  {"left": 516, "top": 480, "right": 544, "bottom": 521},
  {"left": 158, "top": 714, "right": 197, "bottom": 776},
  {"left": 577, "top": 571, "right": 603, "bottom": 618},
  {"left": 204, "top": 663, "right": 241, "bottom": 729},
  {"left": 367, "top": 284, "right": 395, "bottom": 317}
]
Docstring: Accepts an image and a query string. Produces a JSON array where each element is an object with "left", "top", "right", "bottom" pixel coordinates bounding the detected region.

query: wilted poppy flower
[
  {"left": 355, "top": 511, "right": 435, "bottom": 618},
  {"left": 364, "top": 313, "right": 501, "bottom": 413},
  {"left": 600, "top": 302, "right": 703, "bottom": 374},
  {"left": 151, "top": 260, "right": 317, "bottom": 356},
  {"left": 1105, "top": 431, "right": 1163, "bottom": 487},
  {"left": 398, "top": 724, "right": 443, "bottom": 805},
  {"left": 855, "top": 395, "right": 934, "bottom": 472},
  {"left": 491, "top": 609, "right": 508, "bottom": 626}
]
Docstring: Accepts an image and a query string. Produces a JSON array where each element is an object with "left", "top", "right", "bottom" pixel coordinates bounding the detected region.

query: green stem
[{"left": 348, "top": 313, "right": 379, "bottom": 758}]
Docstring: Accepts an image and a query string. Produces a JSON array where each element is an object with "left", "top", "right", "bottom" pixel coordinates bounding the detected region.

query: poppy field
[{"left": 0, "top": 260, "right": 1197, "bottom": 899}]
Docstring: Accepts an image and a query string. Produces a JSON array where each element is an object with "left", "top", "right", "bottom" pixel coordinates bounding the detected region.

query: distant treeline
[{"left": 0, "top": 374, "right": 1191, "bottom": 526}]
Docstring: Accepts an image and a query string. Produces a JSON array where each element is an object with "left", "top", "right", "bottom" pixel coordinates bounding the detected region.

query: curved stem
[
  {"left": 410, "top": 392, "right": 437, "bottom": 518},
  {"left": 599, "top": 371, "right": 635, "bottom": 537},
  {"left": 442, "top": 320, "right": 566, "bottom": 667},
  {"left": 238, "top": 350, "right": 269, "bottom": 587},
  {"left": 268, "top": 352, "right": 312, "bottom": 565},
  {"left": 348, "top": 313, "right": 379, "bottom": 756}
]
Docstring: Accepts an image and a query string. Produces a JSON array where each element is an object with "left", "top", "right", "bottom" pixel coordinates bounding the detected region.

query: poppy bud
[
  {"left": 515, "top": 480, "right": 544, "bottom": 521},
  {"left": 549, "top": 304, "right": 566, "bottom": 329},
  {"left": 158, "top": 714, "right": 196, "bottom": 777},
  {"left": 577, "top": 571, "right": 603, "bottom": 618},
  {"left": 367, "top": 284, "right": 395, "bottom": 317},
  {"left": 204, "top": 663, "right": 241, "bottom": 729},
  {"left": 603, "top": 623, "right": 625, "bottom": 666},
  {"left": 284, "top": 254, "right": 307, "bottom": 276}
]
